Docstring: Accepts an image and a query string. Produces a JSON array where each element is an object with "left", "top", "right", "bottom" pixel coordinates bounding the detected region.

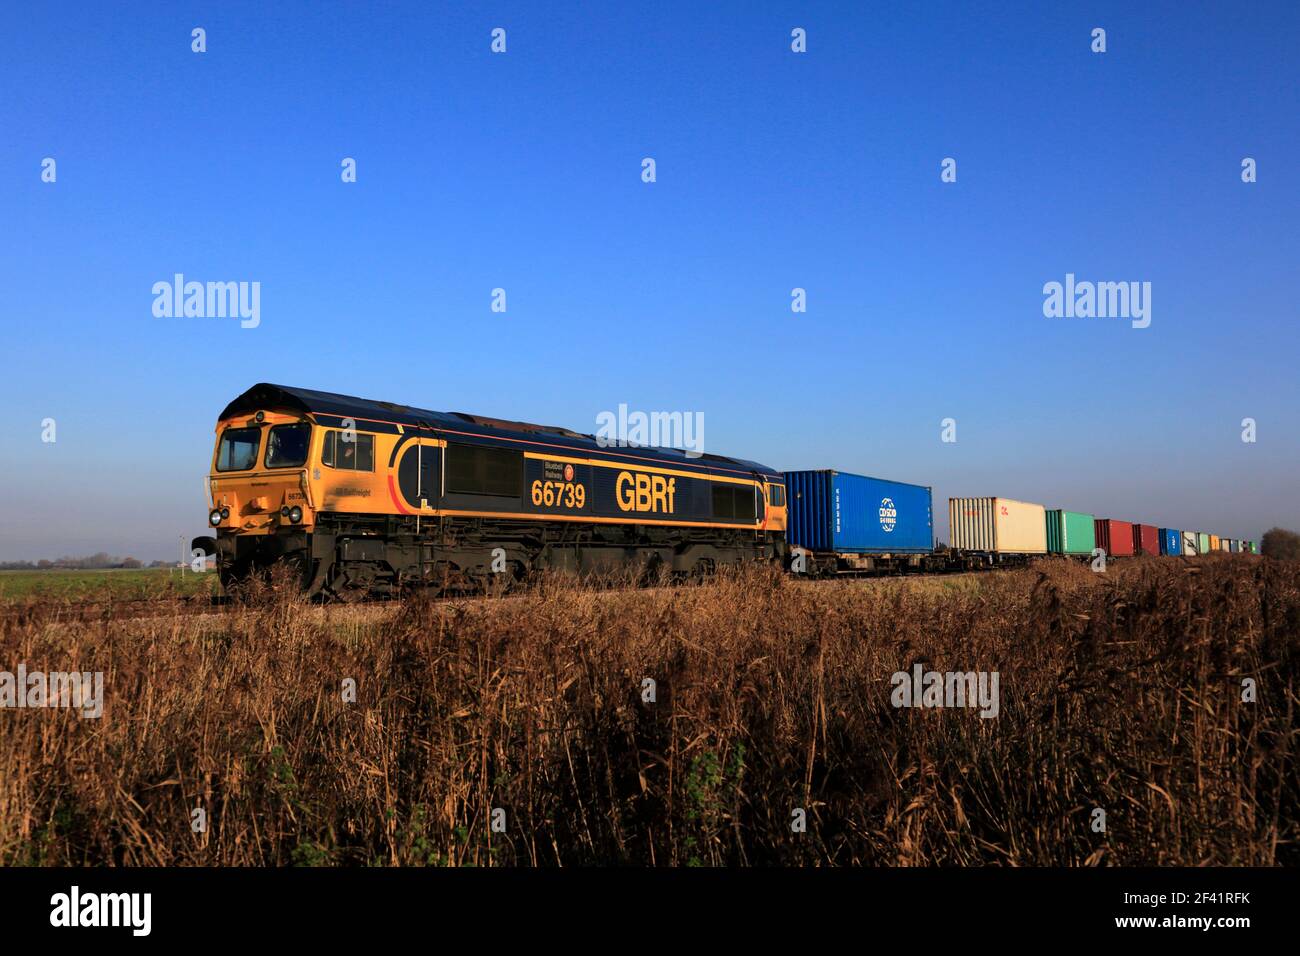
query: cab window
[
  {"left": 322, "top": 430, "right": 374, "bottom": 471},
  {"left": 216, "top": 427, "right": 261, "bottom": 472},
  {"left": 265, "top": 423, "right": 311, "bottom": 468},
  {"left": 769, "top": 484, "right": 786, "bottom": 508}
]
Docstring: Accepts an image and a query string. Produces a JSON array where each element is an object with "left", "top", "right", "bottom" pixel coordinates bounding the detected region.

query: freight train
[{"left": 193, "top": 384, "right": 1257, "bottom": 596}]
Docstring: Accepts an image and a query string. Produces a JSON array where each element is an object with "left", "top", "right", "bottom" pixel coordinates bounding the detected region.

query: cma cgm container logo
[{"left": 879, "top": 497, "right": 897, "bottom": 533}]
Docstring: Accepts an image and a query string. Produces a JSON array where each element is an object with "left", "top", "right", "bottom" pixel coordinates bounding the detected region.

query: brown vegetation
[
  {"left": 1261, "top": 527, "right": 1300, "bottom": 561},
  {"left": 1, "top": 555, "right": 1295, "bottom": 866}
]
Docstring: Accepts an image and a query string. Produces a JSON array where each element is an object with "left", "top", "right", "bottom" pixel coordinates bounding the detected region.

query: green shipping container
[
  {"left": 1046, "top": 509, "right": 1096, "bottom": 554},
  {"left": 1196, "top": 532, "right": 1211, "bottom": 554}
]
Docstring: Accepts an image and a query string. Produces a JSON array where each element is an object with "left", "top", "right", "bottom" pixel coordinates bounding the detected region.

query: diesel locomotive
[{"left": 193, "top": 384, "right": 787, "bottom": 597}]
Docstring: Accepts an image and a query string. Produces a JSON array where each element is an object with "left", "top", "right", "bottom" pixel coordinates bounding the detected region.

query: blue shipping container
[
  {"left": 1159, "top": 528, "right": 1182, "bottom": 555},
  {"left": 784, "top": 470, "right": 933, "bottom": 554}
]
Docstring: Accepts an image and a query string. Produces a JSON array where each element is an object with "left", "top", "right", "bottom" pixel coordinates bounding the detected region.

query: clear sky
[{"left": 2, "top": 1, "right": 1297, "bottom": 560}]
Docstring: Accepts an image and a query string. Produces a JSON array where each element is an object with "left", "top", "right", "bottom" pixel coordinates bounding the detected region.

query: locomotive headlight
[
  {"left": 220, "top": 507, "right": 230, "bottom": 519},
  {"left": 281, "top": 506, "right": 290, "bottom": 517},
  {"left": 289, "top": 506, "right": 303, "bottom": 524},
  {"left": 209, "top": 509, "right": 223, "bottom": 526}
]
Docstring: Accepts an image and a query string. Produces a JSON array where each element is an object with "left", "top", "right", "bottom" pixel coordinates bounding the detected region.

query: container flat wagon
[
  {"left": 949, "top": 497, "right": 1047, "bottom": 563},
  {"left": 785, "top": 470, "right": 935, "bottom": 574},
  {"left": 1095, "top": 518, "right": 1135, "bottom": 557},
  {"left": 1045, "top": 510, "right": 1095, "bottom": 555},
  {"left": 1133, "top": 523, "right": 1160, "bottom": 556}
]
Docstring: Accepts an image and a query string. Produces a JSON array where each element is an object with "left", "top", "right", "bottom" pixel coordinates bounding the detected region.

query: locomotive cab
[{"left": 203, "top": 408, "right": 319, "bottom": 588}]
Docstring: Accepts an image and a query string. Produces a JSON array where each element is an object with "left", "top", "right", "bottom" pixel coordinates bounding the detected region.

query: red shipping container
[
  {"left": 1095, "top": 518, "right": 1136, "bottom": 557},
  {"left": 1132, "top": 523, "right": 1159, "bottom": 556}
]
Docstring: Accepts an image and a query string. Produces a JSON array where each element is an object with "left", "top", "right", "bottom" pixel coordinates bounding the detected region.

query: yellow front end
[
  {"left": 201, "top": 410, "right": 324, "bottom": 587},
  {"left": 206, "top": 410, "right": 316, "bottom": 535}
]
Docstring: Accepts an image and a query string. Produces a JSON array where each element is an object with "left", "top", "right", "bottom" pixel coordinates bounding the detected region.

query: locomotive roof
[{"left": 220, "top": 383, "right": 781, "bottom": 478}]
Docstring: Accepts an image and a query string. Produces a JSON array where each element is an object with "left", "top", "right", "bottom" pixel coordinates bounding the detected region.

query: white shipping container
[
  {"left": 1181, "top": 531, "right": 1198, "bottom": 556},
  {"left": 949, "top": 497, "right": 1048, "bottom": 554}
]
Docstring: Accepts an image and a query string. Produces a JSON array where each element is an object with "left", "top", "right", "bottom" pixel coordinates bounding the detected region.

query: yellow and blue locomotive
[{"left": 194, "top": 384, "right": 787, "bottom": 596}]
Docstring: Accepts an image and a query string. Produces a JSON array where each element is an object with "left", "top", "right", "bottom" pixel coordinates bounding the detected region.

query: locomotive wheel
[{"left": 322, "top": 564, "right": 376, "bottom": 603}]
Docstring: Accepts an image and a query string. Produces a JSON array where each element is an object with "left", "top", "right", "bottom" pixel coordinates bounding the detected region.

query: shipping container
[
  {"left": 1133, "top": 523, "right": 1160, "bottom": 556},
  {"left": 1094, "top": 518, "right": 1135, "bottom": 557},
  {"left": 785, "top": 470, "right": 933, "bottom": 554},
  {"left": 1228, "top": 539, "right": 1239, "bottom": 553},
  {"left": 1159, "top": 528, "right": 1182, "bottom": 555},
  {"left": 1210, "top": 534, "right": 1220, "bottom": 551},
  {"left": 1197, "top": 532, "right": 1211, "bottom": 554},
  {"left": 1181, "top": 531, "right": 1198, "bottom": 555},
  {"left": 949, "top": 497, "right": 1047, "bottom": 554},
  {"left": 1045, "top": 510, "right": 1095, "bottom": 554}
]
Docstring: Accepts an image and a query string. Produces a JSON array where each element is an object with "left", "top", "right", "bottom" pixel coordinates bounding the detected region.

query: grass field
[
  {"left": 0, "top": 567, "right": 217, "bottom": 600},
  {"left": 0, "top": 554, "right": 1294, "bottom": 866}
]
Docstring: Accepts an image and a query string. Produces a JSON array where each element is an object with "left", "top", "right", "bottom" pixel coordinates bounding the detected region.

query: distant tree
[
  {"left": 1261, "top": 528, "right": 1300, "bottom": 561},
  {"left": 122, "top": 557, "right": 142, "bottom": 569},
  {"left": 36, "top": 559, "right": 52, "bottom": 569}
]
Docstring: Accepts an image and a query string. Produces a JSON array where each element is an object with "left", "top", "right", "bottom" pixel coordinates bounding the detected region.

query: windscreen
[
  {"left": 265, "top": 423, "right": 311, "bottom": 468},
  {"left": 216, "top": 427, "right": 261, "bottom": 472}
]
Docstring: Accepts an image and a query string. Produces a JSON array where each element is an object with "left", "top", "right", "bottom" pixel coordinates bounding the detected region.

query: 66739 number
[{"left": 531, "top": 479, "right": 586, "bottom": 509}]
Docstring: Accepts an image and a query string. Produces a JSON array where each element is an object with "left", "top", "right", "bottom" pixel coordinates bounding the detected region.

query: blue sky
[{"left": 2, "top": 1, "right": 1297, "bottom": 560}]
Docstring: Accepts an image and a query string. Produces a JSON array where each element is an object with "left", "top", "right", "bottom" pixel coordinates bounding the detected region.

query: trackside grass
[
  {"left": 0, "top": 568, "right": 217, "bottom": 601},
  {"left": 0, "top": 555, "right": 1294, "bottom": 866}
]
